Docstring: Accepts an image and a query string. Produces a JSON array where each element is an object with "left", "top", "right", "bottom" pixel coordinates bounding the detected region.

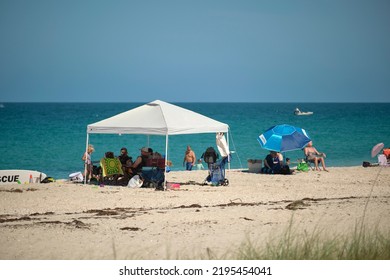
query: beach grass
[
  {"left": 230, "top": 169, "right": 390, "bottom": 260},
  {"left": 79, "top": 220, "right": 390, "bottom": 260},
  {"left": 233, "top": 220, "right": 390, "bottom": 260}
]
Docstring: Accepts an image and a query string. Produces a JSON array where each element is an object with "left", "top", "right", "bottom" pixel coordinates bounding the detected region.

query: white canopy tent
[{"left": 85, "top": 100, "right": 229, "bottom": 186}]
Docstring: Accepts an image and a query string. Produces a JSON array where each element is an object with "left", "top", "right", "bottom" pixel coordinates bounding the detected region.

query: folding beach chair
[
  {"left": 100, "top": 157, "right": 124, "bottom": 185},
  {"left": 304, "top": 157, "right": 315, "bottom": 170},
  {"left": 297, "top": 158, "right": 314, "bottom": 171}
]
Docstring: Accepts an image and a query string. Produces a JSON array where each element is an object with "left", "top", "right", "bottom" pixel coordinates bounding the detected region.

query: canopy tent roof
[
  {"left": 87, "top": 100, "right": 229, "bottom": 135},
  {"left": 85, "top": 100, "right": 230, "bottom": 186}
]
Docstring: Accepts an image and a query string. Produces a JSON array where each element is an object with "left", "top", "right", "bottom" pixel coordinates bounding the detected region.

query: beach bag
[
  {"left": 41, "top": 177, "right": 55, "bottom": 183},
  {"left": 128, "top": 175, "right": 143, "bottom": 188},
  {"left": 203, "top": 147, "right": 218, "bottom": 164},
  {"left": 69, "top": 172, "right": 84, "bottom": 182},
  {"left": 297, "top": 162, "right": 309, "bottom": 172},
  {"left": 378, "top": 155, "right": 387, "bottom": 166}
]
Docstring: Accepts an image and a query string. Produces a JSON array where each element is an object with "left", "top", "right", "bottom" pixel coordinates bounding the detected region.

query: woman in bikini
[{"left": 304, "top": 141, "right": 328, "bottom": 172}]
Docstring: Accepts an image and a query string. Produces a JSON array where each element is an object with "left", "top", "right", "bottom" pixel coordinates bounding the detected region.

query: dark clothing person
[
  {"left": 118, "top": 153, "right": 132, "bottom": 166},
  {"left": 118, "top": 147, "right": 133, "bottom": 182},
  {"left": 128, "top": 147, "right": 151, "bottom": 175},
  {"left": 262, "top": 151, "right": 282, "bottom": 174}
]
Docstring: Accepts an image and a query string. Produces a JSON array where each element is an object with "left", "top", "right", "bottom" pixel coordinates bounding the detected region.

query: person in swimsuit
[
  {"left": 82, "top": 144, "right": 95, "bottom": 182},
  {"left": 183, "top": 145, "right": 196, "bottom": 171},
  {"left": 304, "top": 141, "right": 328, "bottom": 171}
]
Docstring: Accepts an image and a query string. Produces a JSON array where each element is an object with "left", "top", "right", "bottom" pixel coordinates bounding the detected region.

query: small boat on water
[{"left": 294, "top": 108, "right": 313, "bottom": 116}]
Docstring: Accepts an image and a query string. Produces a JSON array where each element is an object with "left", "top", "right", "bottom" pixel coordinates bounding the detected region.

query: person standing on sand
[
  {"left": 183, "top": 145, "right": 196, "bottom": 171},
  {"left": 82, "top": 144, "right": 95, "bottom": 182}
]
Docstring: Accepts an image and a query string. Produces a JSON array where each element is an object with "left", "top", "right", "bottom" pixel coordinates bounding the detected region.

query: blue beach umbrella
[{"left": 258, "top": 124, "right": 311, "bottom": 152}]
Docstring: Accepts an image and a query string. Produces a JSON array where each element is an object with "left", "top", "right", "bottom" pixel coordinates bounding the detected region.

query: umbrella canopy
[
  {"left": 371, "top": 142, "right": 384, "bottom": 158},
  {"left": 258, "top": 124, "right": 311, "bottom": 152}
]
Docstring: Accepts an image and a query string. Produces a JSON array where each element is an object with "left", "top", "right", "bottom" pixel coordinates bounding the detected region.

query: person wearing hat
[{"left": 127, "top": 147, "right": 151, "bottom": 176}]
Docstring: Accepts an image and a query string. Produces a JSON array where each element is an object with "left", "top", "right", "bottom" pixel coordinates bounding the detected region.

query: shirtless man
[{"left": 183, "top": 145, "right": 196, "bottom": 171}]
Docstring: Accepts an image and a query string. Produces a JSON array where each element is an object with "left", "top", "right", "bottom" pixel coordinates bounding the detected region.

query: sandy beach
[{"left": 1, "top": 166, "right": 389, "bottom": 260}]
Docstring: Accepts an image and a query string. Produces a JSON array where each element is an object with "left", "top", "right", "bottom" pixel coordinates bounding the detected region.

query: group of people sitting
[
  {"left": 83, "top": 145, "right": 166, "bottom": 186},
  {"left": 117, "top": 146, "right": 158, "bottom": 176},
  {"left": 83, "top": 140, "right": 328, "bottom": 183},
  {"left": 261, "top": 141, "right": 328, "bottom": 174}
]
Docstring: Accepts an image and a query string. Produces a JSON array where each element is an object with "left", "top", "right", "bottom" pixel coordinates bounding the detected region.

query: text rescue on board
[{"left": 0, "top": 174, "right": 34, "bottom": 183}]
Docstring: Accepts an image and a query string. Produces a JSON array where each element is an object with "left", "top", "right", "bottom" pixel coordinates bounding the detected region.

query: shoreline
[
  {"left": 53, "top": 164, "right": 381, "bottom": 181},
  {"left": 40, "top": 160, "right": 379, "bottom": 181},
  {"left": 1, "top": 166, "right": 389, "bottom": 259}
]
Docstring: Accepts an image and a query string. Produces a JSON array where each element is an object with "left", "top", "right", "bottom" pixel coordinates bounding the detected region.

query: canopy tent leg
[
  {"left": 227, "top": 131, "right": 230, "bottom": 170},
  {"left": 164, "top": 135, "right": 168, "bottom": 190},
  {"left": 84, "top": 133, "right": 89, "bottom": 185}
]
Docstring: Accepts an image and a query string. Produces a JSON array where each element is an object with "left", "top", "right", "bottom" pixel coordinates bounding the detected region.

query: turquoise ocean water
[{"left": 0, "top": 103, "right": 389, "bottom": 179}]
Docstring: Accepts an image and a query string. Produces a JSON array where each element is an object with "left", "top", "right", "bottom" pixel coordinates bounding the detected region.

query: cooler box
[{"left": 247, "top": 159, "right": 262, "bottom": 173}]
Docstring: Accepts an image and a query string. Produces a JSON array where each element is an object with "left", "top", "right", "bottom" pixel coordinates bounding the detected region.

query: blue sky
[{"left": 1, "top": 0, "right": 389, "bottom": 102}]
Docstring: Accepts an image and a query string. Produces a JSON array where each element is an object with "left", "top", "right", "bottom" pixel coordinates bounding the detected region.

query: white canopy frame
[{"left": 84, "top": 100, "right": 229, "bottom": 188}]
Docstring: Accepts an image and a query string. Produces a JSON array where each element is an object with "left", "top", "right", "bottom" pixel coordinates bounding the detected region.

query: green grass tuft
[{"left": 234, "top": 221, "right": 390, "bottom": 260}]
